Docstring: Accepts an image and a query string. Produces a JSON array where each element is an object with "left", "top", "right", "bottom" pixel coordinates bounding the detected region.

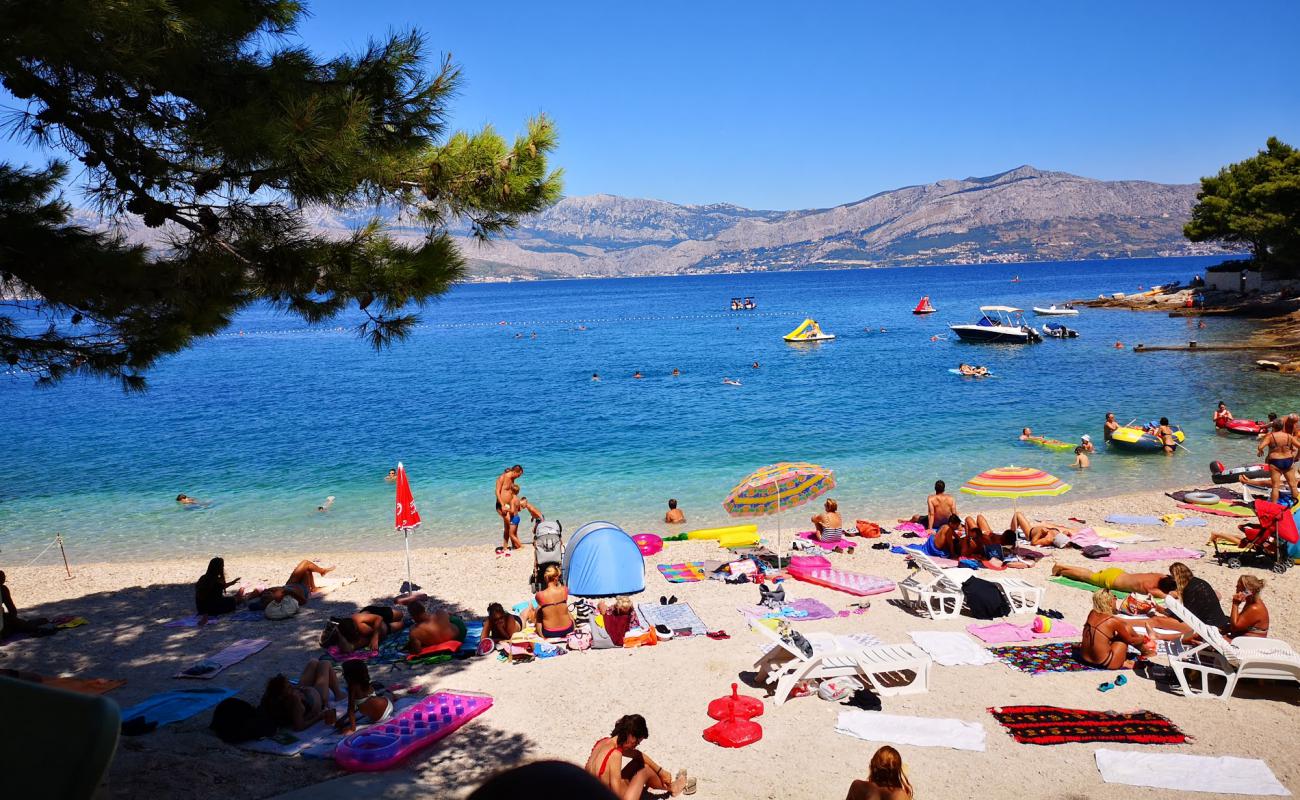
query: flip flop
[
  {"left": 1098, "top": 681, "right": 1115, "bottom": 692},
  {"left": 660, "top": 595, "right": 668, "bottom": 605},
  {"left": 668, "top": 595, "right": 678, "bottom": 605},
  {"left": 706, "top": 630, "right": 730, "bottom": 640}
]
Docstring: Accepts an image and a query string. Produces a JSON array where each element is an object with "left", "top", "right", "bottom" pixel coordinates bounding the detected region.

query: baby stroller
[
  {"left": 1213, "top": 499, "right": 1296, "bottom": 574},
  {"left": 531, "top": 519, "right": 564, "bottom": 592}
]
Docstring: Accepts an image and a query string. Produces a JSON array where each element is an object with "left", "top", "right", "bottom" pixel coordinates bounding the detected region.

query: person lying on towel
[{"left": 1052, "top": 564, "right": 1175, "bottom": 597}]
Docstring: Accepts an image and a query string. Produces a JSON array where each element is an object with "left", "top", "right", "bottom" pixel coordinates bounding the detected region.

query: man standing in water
[{"left": 495, "top": 465, "right": 524, "bottom": 552}]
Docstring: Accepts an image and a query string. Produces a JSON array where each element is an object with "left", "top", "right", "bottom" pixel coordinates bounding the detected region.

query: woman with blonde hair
[
  {"left": 1080, "top": 589, "right": 1155, "bottom": 669},
  {"left": 845, "top": 745, "right": 913, "bottom": 800},
  {"left": 1164, "top": 562, "right": 1229, "bottom": 628},
  {"left": 1226, "top": 575, "right": 1269, "bottom": 639},
  {"left": 534, "top": 563, "right": 575, "bottom": 639},
  {"left": 812, "top": 498, "right": 846, "bottom": 544}
]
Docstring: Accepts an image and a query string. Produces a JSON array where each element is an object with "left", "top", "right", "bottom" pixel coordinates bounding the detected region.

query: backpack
[
  {"left": 962, "top": 577, "right": 1011, "bottom": 620},
  {"left": 210, "top": 698, "right": 275, "bottom": 743}
]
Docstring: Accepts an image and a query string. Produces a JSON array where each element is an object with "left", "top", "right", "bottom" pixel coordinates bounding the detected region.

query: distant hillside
[{"left": 76, "top": 166, "right": 1239, "bottom": 281}]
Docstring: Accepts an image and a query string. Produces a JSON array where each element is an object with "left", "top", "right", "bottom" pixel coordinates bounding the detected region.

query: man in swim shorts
[
  {"left": 495, "top": 465, "right": 523, "bottom": 550},
  {"left": 900, "top": 480, "right": 957, "bottom": 532},
  {"left": 664, "top": 499, "right": 685, "bottom": 524},
  {"left": 1051, "top": 564, "right": 1176, "bottom": 597},
  {"left": 406, "top": 608, "right": 467, "bottom": 653}
]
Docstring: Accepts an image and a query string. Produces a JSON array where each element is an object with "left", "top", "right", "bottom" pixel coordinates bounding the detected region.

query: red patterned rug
[{"left": 988, "top": 705, "right": 1188, "bottom": 745}]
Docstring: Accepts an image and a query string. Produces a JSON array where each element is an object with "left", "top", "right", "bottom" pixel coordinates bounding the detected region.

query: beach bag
[
  {"left": 263, "top": 596, "right": 300, "bottom": 620},
  {"left": 818, "top": 676, "right": 863, "bottom": 702},
  {"left": 855, "top": 520, "right": 881, "bottom": 538},
  {"left": 566, "top": 627, "right": 592, "bottom": 652},
  {"left": 1122, "top": 593, "right": 1156, "bottom": 615},
  {"left": 210, "top": 698, "right": 275, "bottom": 744},
  {"left": 962, "top": 577, "right": 1011, "bottom": 620}
]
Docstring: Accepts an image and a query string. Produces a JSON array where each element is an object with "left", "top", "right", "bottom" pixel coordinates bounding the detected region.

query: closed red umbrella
[{"left": 395, "top": 462, "right": 422, "bottom": 594}]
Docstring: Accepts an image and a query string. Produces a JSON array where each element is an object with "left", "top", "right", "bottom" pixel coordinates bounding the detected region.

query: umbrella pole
[
  {"left": 775, "top": 481, "right": 783, "bottom": 555},
  {"left": 403, "top": 528, "right": 412, "bottom": 593}
]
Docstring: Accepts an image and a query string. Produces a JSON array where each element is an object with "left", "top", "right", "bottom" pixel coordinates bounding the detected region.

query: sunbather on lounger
[
  {"left": 1051, "top": 564, "right": 1176, "bottom": 597},
  {"left": 585, "top": 714, "right": 693, "bottom": 799},
  {"left": 1081, "top": 590, "right": 1155, "bottom": 669}
]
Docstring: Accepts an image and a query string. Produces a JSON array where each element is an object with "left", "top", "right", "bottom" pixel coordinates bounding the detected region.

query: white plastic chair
[
  {"left": 911, "top": 552, "right": 1044, "bottom": 617},
  {"left": 1164, "top": 596, "right": 1300, "bottom": 700},
  {"left": 750, "top": 623, "right": 931, "bottom": 706}
]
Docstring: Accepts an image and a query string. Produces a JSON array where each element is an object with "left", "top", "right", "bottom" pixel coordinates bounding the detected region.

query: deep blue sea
[{"left": 3, "top": 255, "right": 1297, "bottom": 563}]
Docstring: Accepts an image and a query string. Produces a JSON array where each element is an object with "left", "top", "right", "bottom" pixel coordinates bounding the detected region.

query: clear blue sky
[{"left": 3, "top": 0, "right": 1298, "bottom": 209}]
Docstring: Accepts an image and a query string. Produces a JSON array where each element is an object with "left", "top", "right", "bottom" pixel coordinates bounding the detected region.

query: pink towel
[
  {"left": 1101, "top": 548, "right": 1203, "bottom": 562},
  {"left": 967, "top": 621, "right": 1081, "bottom": 644},
  {"left": 1066, "top": 528, "right": 1116, "bottom": 550}
]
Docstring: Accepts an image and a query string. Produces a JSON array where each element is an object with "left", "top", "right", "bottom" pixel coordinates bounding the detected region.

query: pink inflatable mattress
[{"left": 788, "top": 566, "right": 895, "bottom": 597}]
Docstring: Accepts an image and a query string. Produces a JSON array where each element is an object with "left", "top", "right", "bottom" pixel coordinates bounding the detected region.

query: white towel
[
  {"left": 1095, "top": 749, "right": 1290, "bottom": 796},
  {"left": 836, "top": 710, "right": 986, "bottom": 752},
  {"left": 908, "top": 631, "right": 997, "bottom": 666}
]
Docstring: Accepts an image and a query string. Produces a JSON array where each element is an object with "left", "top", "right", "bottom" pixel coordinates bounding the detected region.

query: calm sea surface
[{"left": 3, "top": 255, "right": 1297, "bottom": 563}]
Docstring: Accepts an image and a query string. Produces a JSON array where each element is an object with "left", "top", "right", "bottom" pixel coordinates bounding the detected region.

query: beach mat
[
  {"left": 909, "top": 631, "right": 997, "bottom": 666},
  {"left": 1094, "top": 749, "right": 1290, "bottom": 795},
  {"left": 1105, "top": 514, "right": 1205, "bottom": 528},
  {"left": 175, "top": 638, "right": 270, "bottom": 679},
  {"left": 836, "top": 709, "right": 986, "bottom": 752},
  {"left": 788, "top": 566, "right": 895, "bottom": 596},
  {"left": 989, "top": 705, "right": 1187, "bottom": 745},
  {"left": 657, "top": 562, "right": 708, "bottom": 583},
  {"left": 637, "top": 602, "right": 710, "bottom": 637},
  {"left": 1176, "top": 502, "right": 1254, "bottom": 518},
  {"left": 1049, "top": 576, "right": 1131, "bottom": 599},
  {"left": 241, "top": 695, "right": 421, "bottom": 757},
  {"left": 967, "top": 620, "right": 1081, "bottom": 645},
  {"left": 990, "top": 641, "right": 1108, "bottom": 675},
  {"left": 164, "top": 610, "right": 263, "bottom": 628},
  {"left": 121, "top": 686, "right": 236, "bottom": 727},
  {"left": 738, "top": 597, "right": 836, "bottom": 622},
  {"left": 43, "top": 677, "right": 127, "bottom": 695},
  {"left": 1101, "top": 547, "right": 1203, "bottom": 562}
]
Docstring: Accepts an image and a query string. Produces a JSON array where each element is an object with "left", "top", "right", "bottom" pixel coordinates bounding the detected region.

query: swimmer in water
[
  {"left": 385, "top": 469, "right": 397, "bottom": 482},
  {"left": 723, "top": 377, "right": 741, "bottom": 386},
  {"left": 176, "top": 494, "right": 199, "bottom": 506},
  {"left": 751, "top": 361, "right": 760, "bottom": 369},
  {"left": 633, "top": 371, "right": 644, "bottom": 379},
  {"left": 1115, "top": 342, "right": 1124, "bottom": 349},
  {"left": 317, "top": 496, "right": 335, "bottom": 513},
  {"left": 592, "top": 373, "right": 600, "bottom": 381},
  {"left": 671, "top": 368, "right": 680, "bottom": 376}
]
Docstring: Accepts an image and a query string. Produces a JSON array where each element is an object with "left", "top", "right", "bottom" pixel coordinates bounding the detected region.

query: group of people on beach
[{"left": 495, "top": 465, "right": 543, "bottom": 554}]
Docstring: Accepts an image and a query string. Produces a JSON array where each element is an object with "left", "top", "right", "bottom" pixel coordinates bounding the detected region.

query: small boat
[
  {"left": 743, "top": 296, "right": 756, "bottom": 310},
  {"left": 1110, "top": 425, "right": 1185, "bottom": 453},
  {"left": 784, "top": 318, "right": 835, "bottom": 342},
  {"left": 949, "top": 306, "right": 1042, "bottom": 344},
  {"left": 1041, "top": 322, "right": 1079, "bottom": 339},
  {"left": 1033, "top": 304, "right": 1078, "bottom": 316},
  {"left": 912, "top": 296, "right": 937, "bottom": 315},
  {"left": 1215, "top": 417, "right": 1266, "bottom": 436}
]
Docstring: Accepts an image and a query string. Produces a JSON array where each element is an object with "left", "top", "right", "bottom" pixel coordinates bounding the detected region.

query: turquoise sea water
[{"left": 3, "top": 255, "right": 1298, "bottom": 563}]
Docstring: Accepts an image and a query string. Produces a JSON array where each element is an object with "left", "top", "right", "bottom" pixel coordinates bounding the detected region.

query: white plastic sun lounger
[
  {"left": 750, "top": 623, "right": 932, "bottom": 706},
  {"left": 908, "top": 552, "right": 1044, "bottom": 617},
  {"left": 1164, "top": 596, "right": 1300, "bottom": 700},
  {"left": 897, "top": 561, "right": 964, "bottom": 619}
]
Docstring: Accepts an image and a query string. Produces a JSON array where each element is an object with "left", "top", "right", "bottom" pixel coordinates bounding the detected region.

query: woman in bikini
[
  {"left": 336, "top": 660, "right": 394, "bottom": 733},
  {"left": 1226, "top": 575, "right": 1270, "bottom": 640},
  {"left": 481, "top": 601, "right": 528, "bottom": 644},
  {"left": 535, "top": 564, "right": 576, "bottom": 639},
  {"left": 1080, "top": 589, "right": 1155, "bottom": 669},
  {"left": 1157, "top": 417, "right": 1179, "bottom": 455},
  {"left": 584, "top": 714, "right": 693, "bottom": 799},
  {"left": 259, "top": 559, "right": 334, "bottom": 607},
  {"left": 1257, "top": 416, "right": 1300, "bottom": 504},
  {"left": 260, "top": 659, "right": 344, "bottom": 731},
  {"left": 1010, "top": 511, "right": 1074, "bottom": 547}
]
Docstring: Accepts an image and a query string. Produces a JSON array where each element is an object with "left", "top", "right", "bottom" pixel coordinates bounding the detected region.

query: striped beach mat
[
  {"left": 989, "top": 705, "right": 1187, "bottom": 745},
  {"left": 657, "top": 562, "right": 708, "bottom": 583}
]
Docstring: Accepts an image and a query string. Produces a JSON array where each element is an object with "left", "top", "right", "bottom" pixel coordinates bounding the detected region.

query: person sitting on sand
[
  {"left": 1104, "top": 412, "right": 1119, "bottom": 442},
  {"left": 481, "top": 602, "right": 529, "bottom": 644},
  {"left": 1080, "top": 589, "right": 1156, "bottom": 669},
  {"left": 811, "top": 498, "right": 846, "bottom": 544},
  {"left": 260, "top": 659, "right": 344, "bottom": 731},
  {"left": 585, "top": 714, "right": 692, "bottom": 799},
  {"left": 964, "top": 515, "right": 1031, "bottom": 569},
  {"left": 1214, "top": 401, "right": 1234, "bottom": 424},
  {"left": 1225, "top": 575, "right": 1269, "bottom": 639},
  {"left": 1072, "top": 446, "right": 1090, "bottom": 469},
  {"left": 931, "top": 515, "right": 977, "bottom": 559},
  {"left": 901, "top": 480, "right": 956, "bottom": 532},
  {"left": 845, "top": 745, "right": 913, "bottom": 800},
  {"left": 336, "top": 660, "right": 394, "bottom": 732},
  {"left": 1051, "top": 563, "right": 1177, "bottom": 597},
  {"left": 664, "top": 498, "right": 685, "bottom": 524},
  {"left": 258, "top": 559, "right": 334, "bottom": 608},
  {"left": 0, "top": 570, "right": 50, "bottom": 639},
  {"left": 535, "top": 564, "right": 576, "bottom": 639},
  {"left": 406, "top": 607, "right": 468, "bottom": 653},
  {"left": 195, "top": 557, "right": 244, "bottom": 617}
]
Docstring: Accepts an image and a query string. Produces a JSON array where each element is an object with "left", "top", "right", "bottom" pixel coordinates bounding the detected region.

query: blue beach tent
[{"left": 562, "top": 521, "right": 645, "bottom": 598}]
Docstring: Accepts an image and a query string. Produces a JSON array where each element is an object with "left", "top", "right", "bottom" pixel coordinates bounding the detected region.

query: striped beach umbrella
[
  {"left": 723, "top": 462, "right": 836, "bottom": 552},
  {"left": 960, "top": 466, "right": 1071, "bottom": 500}
]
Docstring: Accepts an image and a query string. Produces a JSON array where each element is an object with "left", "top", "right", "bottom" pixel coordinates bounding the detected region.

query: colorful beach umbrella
[
  {"left": 723, "top": 462, "right": 836, "bottom": 552},
  {"left": 959, "top": 466, "right": 1071, "bottom": 500},
  {"left": 395, "top": 462, "right": 422, "bottom": 595}
]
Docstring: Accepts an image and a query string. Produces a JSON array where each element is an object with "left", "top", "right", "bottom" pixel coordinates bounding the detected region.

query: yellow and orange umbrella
[
  {"left": 723, "top": 462, "right": 836, "bottom": 552},
  {"left": 960, "top": 466, "right": 1071, "bottom": 500}
]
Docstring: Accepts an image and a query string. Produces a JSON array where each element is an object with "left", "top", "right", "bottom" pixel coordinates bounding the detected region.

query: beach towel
[
  {"left": 894, "top": 522, "right": 927, "bottom": 534},
  {"left": 36, "top": 677, "right": 126, "bottom": 695},
  {"left": 739, "top": 597, "right": 836, "bottom": 622},
  {"left": 890, "top": 544, "right": 960, "bottom": 568},
  {"left": 989, "top": 706, "right": 1187, "bottom": 745},
  {"left": 1101, "top": 547, "right": 1204, "bottom": 562},
  {"left": 989, "top": 641, "right": 1107, "bottom": 675},
  {"left": 1049, "top": 576, "right": 1131, "bottom": 599},
  {"left": 835, "top": 710, "right": 986, "bottom": 752},
  {"left": 1094, "top": 749, "right": 1290, "bottom": 796},
  {"left": 175, "top": 638, "right": 270, "bottom": 679},
  {"left": 163, "top": 610, "right": 262, "bottom": 628},
  {"left": 1093, "top": 526, "right": 1161, "bottom": 544},
  {"left": 1067, "top": 528, "right": 1119, "bottom": 550},
  {"left": 1105, "top": 514, "right": 1205, "bottom": 528},
  {"left": 637, "top": 602, "right": 710, "bottom": 637},
  {"left": 966, "top": 620, "right": 1081, "bottom": 644},
  {"left": 1177, "top": 502, "right": 1255, "bottom": 518},
  {"left": 121, "top": 687, "right": 237, "bottom": 728},
  {"left": 311, "top": 575, "right": 357, "bottom": 597},
  {"left": 908, "top": 631, "right": 997, "bottom": 666},
  {"left": 657, "top": 562, "right": 708, "bottom": 583},
  {"left": 796, "top": 531, "right": 856, "bottom": 552},
  {"left": 787, "top": 566, "right": 895, "bottom": 597}
]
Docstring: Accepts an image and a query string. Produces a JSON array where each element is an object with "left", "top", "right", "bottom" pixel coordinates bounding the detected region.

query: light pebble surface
[{"left": 3, "top": 486, "right": 1297, "bottom": 800}]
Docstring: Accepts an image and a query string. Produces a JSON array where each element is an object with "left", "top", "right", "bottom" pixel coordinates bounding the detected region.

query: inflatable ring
[
  {"left": 1185, "top": 491, "right": 1220, "bottom": 506},
  {"left": 632, "top": 533, "right": 663, "bottom": 556}
]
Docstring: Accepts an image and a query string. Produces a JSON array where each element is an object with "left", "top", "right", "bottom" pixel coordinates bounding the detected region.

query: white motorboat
[
  {"left": 949, "top": 306, "right": 1042, "bottom": 344},
  {"left": 1032, "top": 304, "right": 1079, "bottom": 316}
]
